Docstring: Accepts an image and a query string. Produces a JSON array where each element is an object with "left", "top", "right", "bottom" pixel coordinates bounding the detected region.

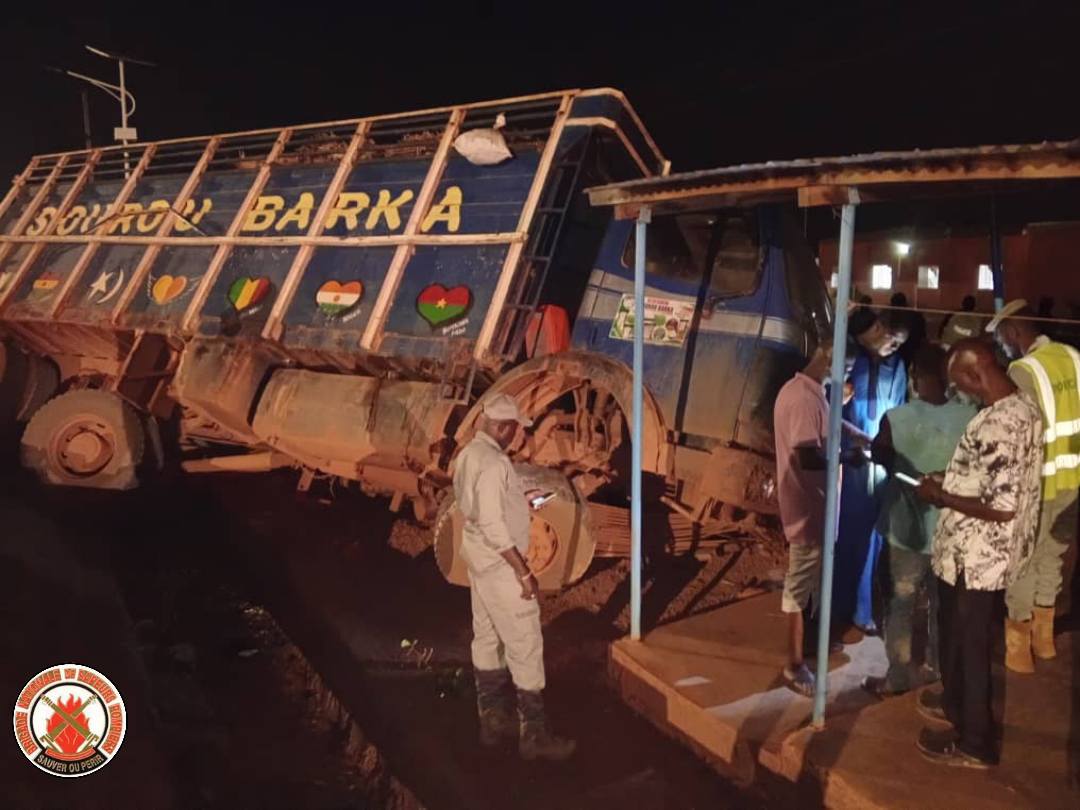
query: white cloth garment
[
  {"left": 453, "top": 431, "right": 532, "bottom": 575},
  {"left": 454, "top": 430, "right": 545, "bottom": 691},
  {"left": 470, "top": 564, "right": 545, "bottom": 691}
]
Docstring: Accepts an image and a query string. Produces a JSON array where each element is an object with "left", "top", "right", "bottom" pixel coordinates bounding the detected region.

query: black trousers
[{"left": 936, "top": 573, "right": 1000, "bottom": 762}]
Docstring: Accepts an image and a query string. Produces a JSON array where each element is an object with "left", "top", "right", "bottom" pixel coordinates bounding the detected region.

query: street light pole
[
  {"left": 81, "top": 90, "right": 92, "bottom": 150},
  {"left": 118, "top": 56, "right": 129, "bottom": 167}
]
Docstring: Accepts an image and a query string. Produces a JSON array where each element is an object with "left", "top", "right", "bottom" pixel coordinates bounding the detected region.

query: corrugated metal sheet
[{"left": 587, "top": 138, "right": 1080, "bottom": 205}]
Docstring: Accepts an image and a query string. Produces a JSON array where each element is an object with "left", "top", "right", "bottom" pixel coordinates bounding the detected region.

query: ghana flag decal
[
  {"left": 227, "top": 277, "right": 272, "bottom": 311},
  {"left": 316, "top": 280, "right": 363, "bottom": 316},
  {"left": 417, "top": 284, "right": 471, "bottom": 328}
]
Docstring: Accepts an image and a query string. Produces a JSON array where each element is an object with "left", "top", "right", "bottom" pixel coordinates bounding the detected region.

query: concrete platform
[{"left": 610, "top": 591, "right": 1080, "bottom": 808}]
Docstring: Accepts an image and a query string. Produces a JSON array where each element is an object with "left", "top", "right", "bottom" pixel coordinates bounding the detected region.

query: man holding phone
[
  {"left": 913, "top": 339, "right": 1042, "bottom": 768},
  {"left": 453, "top": 394, "right": 575, "bottom": 761}
]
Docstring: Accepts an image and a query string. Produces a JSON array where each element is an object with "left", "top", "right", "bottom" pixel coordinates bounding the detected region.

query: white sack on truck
[{"left": 453, "top": 112, "right": 513, "bottom": 165}]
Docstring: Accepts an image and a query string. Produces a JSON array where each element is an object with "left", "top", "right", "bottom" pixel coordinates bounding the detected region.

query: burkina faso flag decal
[{"left": 417, "top": 284, "right": 471, "bottom": 328}]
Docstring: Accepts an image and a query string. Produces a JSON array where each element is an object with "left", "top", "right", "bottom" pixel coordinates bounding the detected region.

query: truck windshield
[{"left": 622, "top": 211, "right": 762, "bottom": 298}]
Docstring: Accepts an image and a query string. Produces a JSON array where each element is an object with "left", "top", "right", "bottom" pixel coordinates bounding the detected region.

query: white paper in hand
[{"left": 453, "top": 112, "right": 513, "bottom": 166}]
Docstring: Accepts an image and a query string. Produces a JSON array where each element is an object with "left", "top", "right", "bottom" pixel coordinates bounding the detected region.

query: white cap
[
  {"left": 985, "top": 298, "right": 1028, "bottom": 333},
  {"left": 482, "top": 393, "right": 533, "bottom": 427}
]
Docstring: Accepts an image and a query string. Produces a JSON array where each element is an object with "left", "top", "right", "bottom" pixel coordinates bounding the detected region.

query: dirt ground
[
  {"left": 1, "top": 461, "right": 793, "bottom": 809},
  {"left": 0, "top": 470, "right": 415, "bottom": 809}
]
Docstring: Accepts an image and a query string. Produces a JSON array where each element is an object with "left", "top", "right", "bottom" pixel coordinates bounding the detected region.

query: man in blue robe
[{"left": 833, "top": 308, "right": 908, "bottom": 634}]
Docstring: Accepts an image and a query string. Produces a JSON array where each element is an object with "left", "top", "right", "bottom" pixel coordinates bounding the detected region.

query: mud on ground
[{"left": 3, "top": 465, "right": 791, "bottom": 808}]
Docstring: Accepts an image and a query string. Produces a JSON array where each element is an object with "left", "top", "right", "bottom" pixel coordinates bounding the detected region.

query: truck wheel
[
  {"left": 21, "top": 389, "right": 145, "bottom": 490},
  {"left": 433, "top": 464, "right": 596, "bottom": 592}
]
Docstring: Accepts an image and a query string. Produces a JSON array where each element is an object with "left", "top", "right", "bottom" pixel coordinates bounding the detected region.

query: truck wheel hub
[
  {"left": 54, "top": 419, "right": 115, "bottom": 476},
  {"left": 526, "top": 518, "right": 559, "bottom": 575}
]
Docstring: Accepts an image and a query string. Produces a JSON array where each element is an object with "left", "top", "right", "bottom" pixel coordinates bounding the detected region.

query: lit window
[
  {"left": 917, "top": 265, "right": 940, "bottom": 290},
  {"left": 871, "top": 264, "right": 892, "bottom": 290},
  {"left": 978, "top": 264, "right": 995, "bottom": 290},
  {"left": 830, "top": 271, "right": 839, "bottom": 289}
]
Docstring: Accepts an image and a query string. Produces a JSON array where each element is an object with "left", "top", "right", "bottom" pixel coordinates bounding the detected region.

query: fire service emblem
[{"left": 13, "top": 664, "right": 126, "bottom": 777}]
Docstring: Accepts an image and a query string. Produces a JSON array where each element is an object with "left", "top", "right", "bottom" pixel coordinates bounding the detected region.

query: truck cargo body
[{"left": 0, "top": 88, "right": 829, "bottom": 587}]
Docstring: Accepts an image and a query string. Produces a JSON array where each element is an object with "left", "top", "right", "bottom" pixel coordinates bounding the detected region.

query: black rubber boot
[
  {"left": 516, "top": 689, "right": 576, "bottom": 761},
  {"left": 475, "top": 668, "right": 517, "bottom": 746}
]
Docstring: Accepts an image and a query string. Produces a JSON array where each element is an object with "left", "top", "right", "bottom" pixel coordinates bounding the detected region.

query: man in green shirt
[{"left": 862, "top": 344, "right": 977, "bottom": 697}]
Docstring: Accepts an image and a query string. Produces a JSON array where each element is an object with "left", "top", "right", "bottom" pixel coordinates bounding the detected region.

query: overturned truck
[{"left": 0, "top": 89, "right": 830, "bottom": 589}]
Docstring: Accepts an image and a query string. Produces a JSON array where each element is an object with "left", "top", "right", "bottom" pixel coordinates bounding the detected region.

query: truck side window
[
  {"left": 708, "top": 213, "right": 761, "bottom": 298},
  {"left": 620, "top": 214, "right": 712, "bottom": 283}
]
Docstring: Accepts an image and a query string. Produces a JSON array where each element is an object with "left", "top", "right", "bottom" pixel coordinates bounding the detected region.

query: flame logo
[{"left": 45, "top": 694, "right": 89, "bottom": 754}]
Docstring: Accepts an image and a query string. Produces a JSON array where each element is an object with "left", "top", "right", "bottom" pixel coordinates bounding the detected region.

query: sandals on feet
[
  {"left": 783, "top": 664, "right": 816, "bottom": 697},
  {"left": 861, "top": 675, "right": 906, "bottom": 700}
]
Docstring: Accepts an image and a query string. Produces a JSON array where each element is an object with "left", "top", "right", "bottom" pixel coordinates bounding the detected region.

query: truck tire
[
  {"left": 21, "top": 389, "right": 145, "bottom": 490},
  {"left": 433, "top": 464, "right": 596, "bottom": 592},
  {"left": 0, "top": 342, "right": 60, "bottom": 426}
]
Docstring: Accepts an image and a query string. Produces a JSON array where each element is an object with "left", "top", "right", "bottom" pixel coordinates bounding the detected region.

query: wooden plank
[
  {"left": 360, "top": 108, "right": 465, "bottom": 351},
  {"left": 473, "top": 95, "right": 573, "bottom": 363},
  {"left": 171, "top": 130, "right": 292, "bottom": 330},
  {"left": 797, "top": 185, "right": 863, "bottom": 208},
  {"left": 53, "top": 138, "right": 222, "bottom": 320},
  {"left": 261, "top": 120, "right": 371, "bottom": 341},
  {"left": 592, "top": 155, "right": 1080, "bottom": 210},
  {"left": 0, "top": 156, "right": 71, "bottom": 309}
]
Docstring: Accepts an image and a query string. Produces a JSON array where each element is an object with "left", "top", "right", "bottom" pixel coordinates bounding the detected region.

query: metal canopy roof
[{"left": 587, "top": 138, "right": 1080, "bottom": 217}]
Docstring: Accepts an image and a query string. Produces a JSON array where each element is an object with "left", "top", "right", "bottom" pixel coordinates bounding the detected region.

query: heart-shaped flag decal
[
  {"left": 417, "top": 284, "right": 471, "bottom": 328},
  {"left": 316, "top": 280, "right": 363, "bottom": 316},
  {"left": 228, "top": 276, "right": 272, "bottom": 311},
  {"left": 151, "top": 274, "right": 188, "bottom": 305}
]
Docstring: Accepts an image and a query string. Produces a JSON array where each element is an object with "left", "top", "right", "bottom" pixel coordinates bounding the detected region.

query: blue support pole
[
  {"left": 630, "top": 207, "right": 650, "bottom": 641},
  {"left": 990, "top": 196, "right": 1005, "bottom": 312},
  {"left": 813, "top": 202, "right": 857, "bottom": 727}
]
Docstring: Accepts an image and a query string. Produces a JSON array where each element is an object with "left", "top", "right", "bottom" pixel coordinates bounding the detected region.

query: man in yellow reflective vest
[{"left": 990, "top": 300, "right": 1080, "bottom": 672}]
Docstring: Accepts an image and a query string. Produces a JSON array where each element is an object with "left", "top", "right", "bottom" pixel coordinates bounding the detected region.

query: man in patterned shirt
[{"left": 914, "top": 339, "right": 1042, "bottom": 768}]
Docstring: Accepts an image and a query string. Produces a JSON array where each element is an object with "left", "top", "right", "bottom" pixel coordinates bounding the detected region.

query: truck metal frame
[
  {"left": 1, "top": 87, "right": 831, "bottom": 591},
  {"left": 0, "top": 89, "right": 676, "bottom": 587}
]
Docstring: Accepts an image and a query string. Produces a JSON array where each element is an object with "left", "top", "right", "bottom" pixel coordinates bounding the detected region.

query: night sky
[{"left": 4, "top": 1, "right": 1079, "bottom": 184}]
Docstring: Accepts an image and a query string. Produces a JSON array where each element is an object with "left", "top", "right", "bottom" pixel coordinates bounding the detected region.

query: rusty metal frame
[
  {"left": 0, "top": 156, "right": 73, "bottom": 309},
  {"left": 576, "top": 88, "right": 668, "bottom": 175},
  {"left": 32, "top": 142, "right": 156, "bottom": 324},
  {"left": 261, "top": 120, "right": 371, "bottom": 341},
  {"left": 0, "top": 232, "right": 524, "bottom": 248},
  {"left": 360, "top": 108, "right": 466, "bottom": 351},
  {"left": 562, "top": 117, "right": 653, "bottom": 177},
  {"left": 472, "top": 94, "right": 573, "bottom": 362},
  {"left": 29, "top": 90, "right": 580, "bottom": 162},
  {"left": 51, "top": 139, "right": 221, "bottom": 321},
  {"left": 0, "top": 151, "right": 103, "bottom": 316},
  {"left": 175, "top": 130, "right": 294, "bottom": 330},
  {"left": 0, "top": 159, "right": 40, "bottom": 224},
  {"left": 74, "top": 135, "right": 221, "bottom": 324}
]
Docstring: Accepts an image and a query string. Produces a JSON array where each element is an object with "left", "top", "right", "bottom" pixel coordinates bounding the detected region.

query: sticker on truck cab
[{"left": 609, "top": 293, "right": 693, "bottom": 347}]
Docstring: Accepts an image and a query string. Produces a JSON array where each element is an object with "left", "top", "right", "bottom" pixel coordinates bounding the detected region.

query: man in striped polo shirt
[{"left": 990, "top": 300, "right": 1080, "bottom": 671}]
